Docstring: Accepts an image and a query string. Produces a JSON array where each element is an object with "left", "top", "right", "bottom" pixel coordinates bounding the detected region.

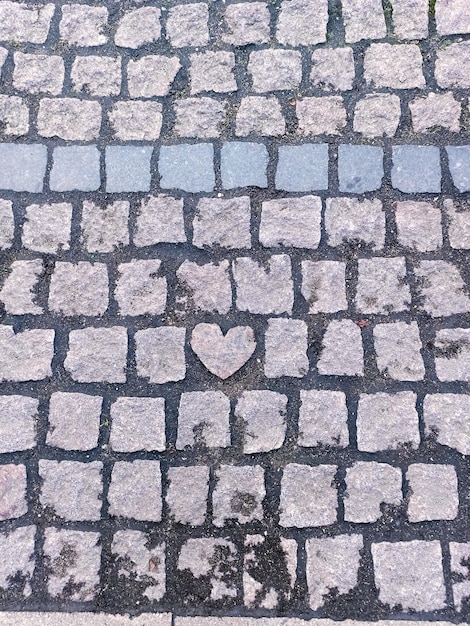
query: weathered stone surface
[
  {"left": 0, "top": 464, "right": 27, "bottom": 520},
  {"left": 436, "top": 0, "right": 470, "bottom": 35},
  {"left": 115, "top": 7, "right": 161, "bottom": 48},
  {"left": 37, "top": 98, "right": 101, "bottom": 141},
  {"left": 435, "top": 42, "right": 470, "bottom": 88},
  {"left": 235, "top": 390, "right": 287, "bottom": 453},
  {"left": 0, "top": 95, "right": 28, "bottom": 135},
  {"left": 415, "top": 260, "right": 470, "bottom": 317},
  {"left": 174, "top": 98, "right": 226, "bottom": 138},
  {"left": 191, "top": 323, "right": 256, "bottom": 379},
  {"left": 280, "top": 463, "right": 337, "bottom": 527},
  {"left": 134, "top": 195, "right": 186, "bottom": 246},
  {"left": 71, "top": 55, "right": 121, "bottom": 97},
  {"left": 357, "top": 391, "right": 420, "bottom": 452},
  {"left": 166, "top": 3, "right": 209, "bottom": 48},
  {"left": 0, "top": 1, "right": 54, "bottom": 43},
  {"left": 112, "top": 531, "right": 165, "bottom": 601},
  {"left": 435, "top": 328, "right": 470, "bottom": 382},
  {"left": 306, "top": 535, "right": 363, "bottom": 610},
  {"left": 276, "top": 0, "right": 328, "bottom": 45},
  {"left": 49, "top": 261, "right": 109, "bottom": 316},
  {"left": 39, "top": 460, "right": 103, "bottom": 521},
  {"left": 450, "top": 542, "right": 470, "bottom": 611},
  {"left": 353, "top": 94, "right": 401, "bottom": 137},
  {"left": 128, "top": 55, "right": 180, "bottom": 97},
  {"left": 371, "top": 541, "right": 446, "bottom": 611},
  {"left": 109, "top": 101, "right": 162, "bottom": 141},
  {"left": 0, "top": 199, "right": 14, "bottom": 249},
  {"left": 81, "top": 200, "right": 129, "bottom": 252},
  {"left": 249, "top": 49, "right": 302, "bottom": 92},
  {"left": 310, "top": 47, "right": 355, "bottom": 91},
  {"left": 424, "top": 393, "right": 470, "bottom": 455},
  {"left": 0, "top": 326, "right": 54, "bottom": 382},
  {"left": 410, "top": 92, "right": 460, "bottom": 133},
  {"left": 190, "top": 51, "right": 236, "bottom": 94},
  {"left": 374, "top": 321, "right": 425, "bottom": 381},
  {"left": 299, "top": 390, "right": 349, "bottom": 448},
  {"left": 0, "top": 259, "right": 43, "bottom": 315},
  {"left": 301, "top": 260, "right": 347, "bottom": 313},
  {"left": 115, "top": 259, "right": 167, "bottom": 316},
  {"left": 13, "top": 52, "right": 64, "bottom": 95},
  {"left": 234, "top": 254, "right": 293, "bottom": 314},
  {"left": 345, "top": 462, "right": 402, "bottom": 523},
  {"left": 446, "top": 199, "right": 470, "bottom": 248},
  {"left": 44, "top": 528, "right": 101, "bottom": 601},
  {"left": 193, "top": 196, "right": 251, "bottom": 248},
  {"left": 108, "top": 460, "right": 161, "bottom": 521},
  {"left": 342, "top": 0, "right": 386, "bottom": 42},
  {"left": 264, "top": 318, "right": 308, "bottom": 378},
  {"left": 110, "top": 397, "right": 166, "bottom": 452},
  {"left": 177, "top": 391, "right": 231, "bottom": 449},
  {"left": 64, "top": 327, "right": 127, "bottom": 383},
  {"left": 325, "top": 197, "right": 385, "bottom": 250},
  {"left": 213, "top": 465, "right": 265, "bottom": 526},
  {"left": 392, "top": 0, "right": 428, "bottom": 38},
  {"left": 223, "top": 2, "right": 270, "bottom": 45},
  {"left": 260, "top": 196, "right": 322, "bottom": 249},
  {"left": 0, "top": 395, "right": 37, "bottom": 452},
  {"left": 317, "top": 320, "right": 364, "bottom": 376},
  {"left": 236, "top": 96, "right": 285, "bottom": 137},
  {"left": 47, "top": 392, "right": 102, "bottom": 451},
  {"left": 0, "top": 526, "right": 35, "bottom": 597},
  {"left": 59, "top": 4, "right": 108, "bottom": 46},
  {"left": 22, "top": 202, "right": 72, "bottom": 253},
  {"left": 356, "top": 257, "right": 411, "bottom": 314},
  {"left": 395, "top": 201, "right": 442, "bottom": 251},
  {"left": 177, "top": 260, "right": 232, "bottom": 314},
  {"left": 297, "top": 96, "right": 346, "bottom": 136},
  {"left": 364, "top": 43, "right": 425, "bottom": 89},
  {"left": 407, "top": 463, "right": 458, "bottom": 522},
  {"left": 135, "top": 327, "right": 186, "bottom": 383},
  {"left": 167, "top": 466, "right": 209, "bottom": 525}
]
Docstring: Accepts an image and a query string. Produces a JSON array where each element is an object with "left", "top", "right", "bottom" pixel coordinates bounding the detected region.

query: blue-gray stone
[
  {"left": 0, "top": 144, "right": 47, "bottom": 193},
  {"left": 50, "top": 146, "right": 101, "bottom": 192},
  {"left": 106, "top": 146, "right": 153, "bottom": 193},
  {"left": 391, "top": 145, "right": 441, "bottom": 193},
  {"left": 338, "top": 145, "right": 384, "bottom": 193},
  {"left": 447, "top": 146, "right": 470, "bottom": 192},
  {"left": 221, "top": 142, "right": 268, "bottom": 189},
  {"left": 275, "top": 144, "right": 328, "bottom": 192},
  {"left": 159, "top": 143, "right": 215, "bottom": 192}
]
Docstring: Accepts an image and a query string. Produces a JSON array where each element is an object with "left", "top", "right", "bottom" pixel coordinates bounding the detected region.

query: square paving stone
[
  {"left": 46, "top": 392, "right": 102, "bottom": 451},
  {"left": 276, "top": 144, "right": 328, "bottom": 191},
  {"left": 213, "top": 465, "right": 265, "bottom": 527},
  {"left": 235, "top": 390, "right": 287, "bottom": 453},
  {"left": 0, "top": 144, "right": 47, "bottom": 192},
  {"left": 81, "top": 200, "right": 129, "bottom": 253},
  {"left": 299, "top": 390, "right": 349, "bottom": 448},
  {"left": 50, "top": 146, "right": 101, "bottom": 192},
  {"left": 159, "top": 143, "right": 215, "bottom": 192},
  {"left": 0, "top": 464, "right": 27, "bottom": 520},
  {"left": 221, "top": 142, "right": 268, "bottom": 189},
  {"left": 424, "top": 393, "right": 470, "bottom": 455},
  {"left": 22, "top": 202, "right": 72, "bottom": 253},
  {"left": 0, "top": 526, "right": 35, "bottom": 598},
  {"left": 338, "top": 145, "right": 384, "bottom": 193},
  {"left": 110, "top": 396, "right": 166, "bottom": 452},
  {"left": 177, "top": 390, "right": 231, "bottom": 449},
  {"left": 391, "top": 145, "right": 441, "bottom": 193},
  {"left": 166, "top": 466, "right": 209, "bottom": 525},
  {"left": 108, "top": 460, "right": 162, "bottom": 522},
  {"left": 407, "top": 463, "right": 458, "bottom": 522},
  {"left": 193, "top": 196, "right": 251, "bottom": 249},
  {"left": 134, "top": 195, "right": 186, "bottom": 246},
  {"left": 447, "top": 146, "right": 470, "bottom": 192},
  {"left": 106, "top": 146, "right": 153, "bottom": 193}
]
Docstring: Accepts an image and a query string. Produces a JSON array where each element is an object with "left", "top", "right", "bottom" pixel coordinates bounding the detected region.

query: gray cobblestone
[
  {"left": 306, "top": 535, "right": 363, "bottom": 610},
  {"left": 447, "top": 146, "right": 470, "bottom": 192},
  {"left": 37, "top": 98, "right": 101, "bottom": 141},
  {"left": 39, "top": 460, "right": 103, "bottom": 521},
  {"left": 127, "top": 55, "right": 180, "bottom": 98},
  {"left": 106, "top": 146, "right": 152, "bottom": 193},
  {"left": 395, "top": 201, "right": 442, "bottom": 251},
  {"left": 48, "top": 261, "right": 108, "bottom": 317},
  {"left": 135, "top": 327, "right": 186, "bottom": 383},
  {"left": 111, "top": 531, "right": 165, "bottom": 601},
  {"left": 276, "top": 0, "right": 328, "bottom": 46},
  {"left": 222, "top": 2, "right": 270, "bottom": 45},
  {"left": 108, "top": 460, "right": 161, "bottom": 521},
  {"left": 424, "top": 393, "right": 470, "bottom": 455},
  {"left": 233, "top": 254, "right": 293, "bottom": 314},
  {"left": 0, "top": 95, "right": 28, "bottom": 136},
  {"left": 280, "top": 463, "right": 337, "bottom": 527},
  {"left": 177, "top": 391, "right": 231, "bottom": 449},
  {"left": 353, "top": 94, "right": 401, "bottom": 137},
  {"left": 221, "top": 142, "right": 268, "bottom": 189},
  {"left": 50, "top": 146, "right": 100, "bottom": 192},
  {"left": 174, "top": 98, "right": 226, "bottom": 138},
  {"left": 317, "top": 319, "right": 364, "bottom": 376},
  {"left": 167, "top": 465, "right": 209, "bottom": 525},
  {"left": 81, "top": 200, "right": 129, "bottom": 252},
  {"left": 235, "top": 390, "right": 287, "bottom": 453},
  {"left": 325, "top": 197, "right": 385, "bottom": 249},
  {"left": 190, "top": 51, "right": 236, "bottom": 94},
  {"left": 47, "top": 392, "right": 102, "bottom": 451},
  {"left": 0, "top": 199, "right": 13, "bottom": 249},
  {"left": 248, "top": 49, "right": 302, "bottom": 92},
  {"left": 71, "top": 55, "right": 121, "bottom": 97},
  {"left": 275, "top": 143, "right": 328, "bottom": 191},
  {"left": 22, "top": 202, "right": 72, "bottom": 254},
  {"left": 14, "top": 51, "right": 64, "bottom": 97},
  {"left": 115, "top": 259, "right": 167, "bottom": 316},
  {"left": 0, "top": 1, "right": 54, "bottom": 43},
  {"left": 297, "top": 96, "right": 347, "bottom": 136},
  {"left": 392, "top": 145, "right": 441, "bottom": 193},
  {"left": 177, "top": 260, "right": 232, "bottom": 314},
  {"left": 134, "top": 195, "right": 186, "bottom": 246},
  {"left": 264, "top": 318, "right": 308, "bottom": 378},
  {"left": 410, "top": 92, "right": 460, "bottom": 133},
  {"left": 371, "top": 540, "right": 446, "bottom": 611},
  {"left": 342, "top": 0, "right": 386, "bottom": 42},
  {"left": 213, "top": 465, "right": 265, "bottom": 526},
  {"left": 445, "top": 199, "right": 470, "bottom": 248},
  {"left": 310, "top": 47, "right": 355, "bottom": 91},
  {"left": 407, "top": 463, "right": 458, "bottom": 522},
  {"left": 115, "top": 7, "right": 161, "bottom": 49},
  {"left": 109, "top": 101, "right": 162, "bottom": 141},
  {"left": 260, "top": 196, "right": 321, "bottom": 249},
  {"left": 435, "top": 328, "right": 470, "bottom": 381},
  {"left": 357, "top": 391, "right": 420, "bottom": 452},
  {"left": 298, "top": 389, "right": 348, "bottom": 448},
  {"left": 364, "top": 43, "right": 425, "bottom": 89},
  {"left": 0, "top": 144, "right": 47, "bottom": 193},
  {"left": 110, "top": 396, "right": 166, "bottom": 452},
  {"left": 0, "top": 464, "right": 27, "bottom": 520},
  {"left": 64, "top": 326, "right": 127, "bottom": 383},
  {"left": 166, "top": 3, "right": 209, "bottom": 48},
  {"left": 44, "top": 528, "right": 101, "bottom": 601},
  {"left": 59, "top": 4, "right": 108, "bottom": 46},
  {"left": 374, "top": 321, "right": 425, "bottom": 381},
  {"left": 356, "top": 257, "right": 410, "bottom": 314},
  {"left": 435, "top": 0, "right": 470, "bottom": 35},
  {"left": 0, "top": 326, "right": 54, "bottom": 382},
  {"left": 193, "top": 196, "right": 251, "bottom": 249},
  {"left": 236, "top": 96, "right": 285, "bottom": 137},
  {"left": 338, "top": 145, "right": 384, "bottom": 193},
  {"left": 0, "top": 395, "right": 37, "bottom": 452},
  {"left": 301, "top": 260, "right": 347, "bottom": 313},
  {"left": 435, "top": 41, "right": 470, "bottom": 88},
  {"left": 0, "top": 526, "right": 35, "bottom": 597},
  {"left": 392, "top": 0, "right": 428, "bottom": 39},
  {"left": 0, "top": 259, "right": 43, "bottom": 315},
  {"left": 415, "top": 260, "right": 470, "bottom": 317},
  {"left": 345, "top": 462, "right": 402, "bottom": 523},
  {"left": 159, "top": 143, "right": 214, "bottom": 193},
  {"left": 450, "top": 542, "right": 470, "bottom": 611}
]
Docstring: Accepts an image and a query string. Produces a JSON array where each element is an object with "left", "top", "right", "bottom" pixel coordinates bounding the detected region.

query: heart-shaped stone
[{"left": 191, "top": 323, "right": 256, "bottom": 379}]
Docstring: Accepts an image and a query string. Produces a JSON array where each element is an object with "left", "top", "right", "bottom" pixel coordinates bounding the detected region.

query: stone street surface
[{"left": 1, "top": 0, "right": 470, "bottom": 623}]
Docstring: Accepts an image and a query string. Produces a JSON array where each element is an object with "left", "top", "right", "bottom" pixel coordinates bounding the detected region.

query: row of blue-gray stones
[{"left": 2, "top": 142, "right": 470, "bottom": 194}]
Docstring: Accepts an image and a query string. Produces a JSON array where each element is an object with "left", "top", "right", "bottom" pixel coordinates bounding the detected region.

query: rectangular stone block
[
  {"left": 0, "top": 144, "right": 47, "bottom": 193},
  {"left": 0, "top": 1, "right": 54, "bottom": 43}
]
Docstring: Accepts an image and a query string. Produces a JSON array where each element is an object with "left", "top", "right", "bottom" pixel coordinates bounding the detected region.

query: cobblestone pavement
[{"left": 2, "top": 0, "right": 470, "bottom": 622}]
